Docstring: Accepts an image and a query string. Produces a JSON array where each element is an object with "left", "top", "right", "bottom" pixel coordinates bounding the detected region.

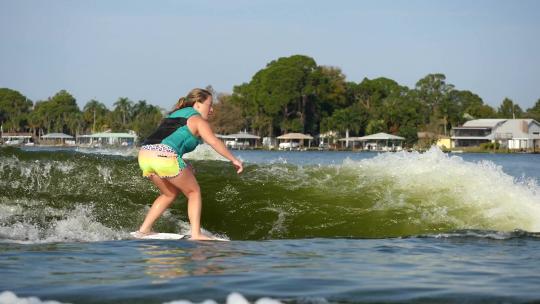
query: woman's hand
[{"left": 232, "top": 159, "right": 243, "bottom": 174}]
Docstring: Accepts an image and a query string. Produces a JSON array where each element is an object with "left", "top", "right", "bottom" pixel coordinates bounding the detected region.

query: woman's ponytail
[
  {"left": 170, "top": 88, "right": 212, "bottom": 114},
  {"left": 171, "top": 96, "right": 191, "bottom": 112}
]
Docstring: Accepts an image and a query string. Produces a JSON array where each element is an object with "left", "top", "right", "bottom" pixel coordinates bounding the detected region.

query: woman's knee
[
  {"left": 185, "top": 185, "right": 201, "bottom": 199},
  {"left": 161, "top": 188, "right": 180, "bottom": 200},
  {"left": 169, "top": 169, "right": 200, "bottom": 198}
]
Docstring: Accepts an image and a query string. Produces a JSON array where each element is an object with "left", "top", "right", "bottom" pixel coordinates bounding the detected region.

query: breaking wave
[{"left": 1, "top": 147, "right": 538, "bottom": 242}]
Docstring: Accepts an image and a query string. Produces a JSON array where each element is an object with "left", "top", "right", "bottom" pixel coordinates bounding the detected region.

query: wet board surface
[
  {"left": 129, "top": 232, "right": 229, "bottom": 241},
  {"left": 130, "top": 232, "right": 186, "bottom": 240}
]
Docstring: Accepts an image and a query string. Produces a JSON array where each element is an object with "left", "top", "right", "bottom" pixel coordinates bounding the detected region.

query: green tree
[
  {"left": 366, "top": 119, "right": 386, "bottom": 134},
  {"left": 27, "top": 90, "right": 81, "bottom": 136},
  {"left": 51, "top": 90, "right": 80, "bottom": 134},
  {"left": 449, "top": 90, "right": 496, "bottom": 121},
  {"left": 209, "top": 93, "right": 246, "bottom": 134},
  {"left": 231, "top": 82, "right": 271, "bottom": 136},
  {"left": 29, "top": 100, "right": 52, "bottom": 137},
  {"left": 110, "top": 97, "right": 133, "bottom": 131},
  {"left": 321, "top": 104, "right": 366, "bottom": 147},
  {"left": 83, "top": 99, "right": 110, "bottom": 133},
  {"left": 415, "top": 73, "right": 456, "bottom": 135},
  {"left": 525, "top": 99, "right": 540, "bottom": 121},
  {"left": 66, "top": 112, "right": 84, "bottom": 136},
  {"left": 497, "top": 98, "right": 523, "bottom": 118},
  {"left": 307, "top": 66, "right": 348, "bottom": 133},
  {"left": 0, "top": 88, "right": 32, "bottom": 132},
  {"left": 129, "top": 100, "right": 162, "bottom": 141},
  {"left": 233, "top": 55, "right": 320, "bottom": 136},
  {"left": 379, "top": 91, "right": 423, "bottom": 142},
  {"left": 354, "top": 77, "right": 401, "bottom": 116}
]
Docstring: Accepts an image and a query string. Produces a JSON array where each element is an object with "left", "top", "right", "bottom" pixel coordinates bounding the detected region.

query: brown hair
[{"left": 170, "top": 88, "right": 212, "bottom": 113}]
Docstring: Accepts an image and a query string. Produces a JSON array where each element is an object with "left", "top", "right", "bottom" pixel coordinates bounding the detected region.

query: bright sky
[{"left": 1, "top": 0, "right": 539, "bottom": 111}]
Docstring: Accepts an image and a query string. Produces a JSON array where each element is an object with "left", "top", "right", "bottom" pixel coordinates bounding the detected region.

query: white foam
[
  {"left": 0, "top": 156, "right": 82, "bottom": 192},
  {"left": 245, "top": 147, "right": 540, "bottom": 234},
  {"left": 183, "top": 144, "right": 228, "bottom": 162},
  {"left": 0, "top": 291, "right": 285, "bottom": 304},
  {"left": 0, "top": 199, "right": 228, "bottom": 243},
  {"left": 342, "top": 147, "right": 540, "bottom": 232},
  {"left": 164, "top": 292, "right": 283, "bottom": 304},
  {"left": 75, "top": 147, "right": 138, "bottom": 157},
  {"left": 0, "top": 204, "right": 127, "bottom": 243},
  {"left": 0, "top": 291, "right": 68, "bottom": 304},
  {"left": 175, "top": 219, "right": 230, "bottom": 241},
  {"left": 96, "top": 165, "right": 113, "bottom": 184}
]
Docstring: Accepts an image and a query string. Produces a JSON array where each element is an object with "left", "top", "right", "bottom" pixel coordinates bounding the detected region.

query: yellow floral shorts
[{"left": 138, "top": 144, "right": 186, "bottom": 178}]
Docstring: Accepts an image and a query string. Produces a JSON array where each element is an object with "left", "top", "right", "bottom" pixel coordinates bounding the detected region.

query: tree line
[
  {"left": 0, "top": 88, "right": 163, "bottom": 140},
  {"left": 210, "top": 55, "right": 540, "bottom": 146},
  {"left": 2, "top": 54, "right": 540, "bottom": 146}
]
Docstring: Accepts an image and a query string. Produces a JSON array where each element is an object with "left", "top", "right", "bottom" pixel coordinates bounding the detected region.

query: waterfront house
[
  {"left": 451, "top": 119, "right": 540, "bottom": 150},
  {"left": 40, "top": 133, "right": 75, "bottom": 146},
  {"left": 217, "top": 132, "right": 261, "bottom": 149},
  {"left": 493, "top": 119, "right": 540, "bottom": 150},
  {"left": 0, "top": 132, "right": 34, "bottom": 145},
  {"left": 338, "top": 132, "right": 405, "bottom": 151},
  {"left": 277, "top": 133, "right": 314, "bottom": 150},
  {"left": 77, "top": 131, "right": 137, "bottom": 147},
  {"left": 451, "top": 119, "right": 506, "bottom": 147}
]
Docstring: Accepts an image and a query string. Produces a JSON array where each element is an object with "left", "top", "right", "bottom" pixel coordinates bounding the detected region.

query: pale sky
[{"left": 1, "top": 0, "right": 539, "bottom": 111}]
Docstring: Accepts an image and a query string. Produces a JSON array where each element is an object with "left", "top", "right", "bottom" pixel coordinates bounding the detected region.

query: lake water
[{"left": 1, "top": 146, "right": 539, "bottom": 303}]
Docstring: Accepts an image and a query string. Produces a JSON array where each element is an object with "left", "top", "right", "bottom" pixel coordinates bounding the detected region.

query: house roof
[
  {"left": 462, "top": 119, "right": 507, "bottom": 128},
  {"left": 216, "top": 134, "right": 233, "bottom": 139},
  {"left": 360, "top": 132, "right": 405, "bottom": 140},
  {"left": 41, "top": 133, "right": 74, "bottom": 139},
  {"left": 3, "top": 135, "right": 32, "bottom": 139},
  {"left": 339, "top": 132, "right": 405, "bottom": 141},
  {"left": 225, "top": 132, "right": 260, "bottom": 139},
  {"left": 338, "top": 137, "right": 364, "bottom": 141},
  {"left": 495, "top": 119, "right": 540, "bottom": 138},
  {"left": 277, "top": 133, "right": 314, "bottom": 140},
  {"left": 78, "top": 132, "right": 136, "bottom": 138}
]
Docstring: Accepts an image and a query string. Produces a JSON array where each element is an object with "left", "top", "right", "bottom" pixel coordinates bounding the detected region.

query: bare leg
[
  {"left": 168, "top": 167, "right": 212, "bottom": 240},
  {"left": 138, "top": 175, "right": 179, "bottom": 234}
]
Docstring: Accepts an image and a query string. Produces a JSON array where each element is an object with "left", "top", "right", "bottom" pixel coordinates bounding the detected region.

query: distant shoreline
[{"left": 2, "top": 144, "right": 539, "bottom": 155}]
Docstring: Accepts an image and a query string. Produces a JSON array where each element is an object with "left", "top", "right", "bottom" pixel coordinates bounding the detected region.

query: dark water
[{"left": 1, "top": 147, "right": 539, "bottom": 303}]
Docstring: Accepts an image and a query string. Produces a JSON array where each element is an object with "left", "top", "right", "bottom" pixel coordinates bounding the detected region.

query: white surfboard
[
  {"left": 130, "top": 232, "right": 186, "bottom": 240},
  {"left": 129, "top": 232, "right": 229, "bottom": 241}
]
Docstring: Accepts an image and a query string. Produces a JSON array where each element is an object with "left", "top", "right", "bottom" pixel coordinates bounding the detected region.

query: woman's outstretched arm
[{"left": 191, "top": 116, "right": 243, "bottom": 173}]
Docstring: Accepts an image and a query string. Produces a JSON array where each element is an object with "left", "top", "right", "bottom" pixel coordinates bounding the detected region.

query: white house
[
  {"left": 338, "top": 132, "right": 405, "bottom": 151},
  {"left": 494, "top": 119, "right": 540, "bottom": 149},
  {"left": 77, "top": 132, "right": 137, "bottom": 147},
  {"left": 217, "top": 132, "right": 260, "bottom": 149},
  {"left": 451, "top": 119, "right": 540, "bottom": 149}
]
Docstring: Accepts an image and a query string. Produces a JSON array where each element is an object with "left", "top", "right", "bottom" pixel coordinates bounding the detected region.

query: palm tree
[
  {"left": 113, "top": 97, "right": 133, "bottom": 127},
  {"left": 83, "top": 100, "right": 109, "bottom": 133}
]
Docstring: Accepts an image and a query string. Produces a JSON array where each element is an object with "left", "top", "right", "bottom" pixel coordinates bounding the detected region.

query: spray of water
[{"left": 1, "top": 147, "right": 538, "bottom": 242}]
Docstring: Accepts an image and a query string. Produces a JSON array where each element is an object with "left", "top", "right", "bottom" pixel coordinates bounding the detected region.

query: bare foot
[{"left": 189, "top": 234, "right": 214, "bottom": 241}]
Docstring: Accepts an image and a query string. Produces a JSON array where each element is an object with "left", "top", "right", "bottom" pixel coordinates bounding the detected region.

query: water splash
[
  {"left": 343, "top": 148, "right": 540, "bottom": 232},
  {"left": 184, "top": 144, "right": 228, "bottom": 162},
  {"left": 1, "top": 147, "right": 539, "bottom": 240},
  {"left": 0, "top": 204, "right": 127, "bottom": 243},
  {"left": 0, "top": 291, "right": 283, "bottom": 304},
  {"left": 0, "top": 291, "right": 67, "bottom": 304},
  {"left": 164, "top": 292, "right": 283, "bottom": 304}
]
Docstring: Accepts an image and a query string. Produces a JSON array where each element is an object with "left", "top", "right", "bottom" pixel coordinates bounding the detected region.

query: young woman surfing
[{"left": 135, "top": 88, "right": 243, "bottom": 240}]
